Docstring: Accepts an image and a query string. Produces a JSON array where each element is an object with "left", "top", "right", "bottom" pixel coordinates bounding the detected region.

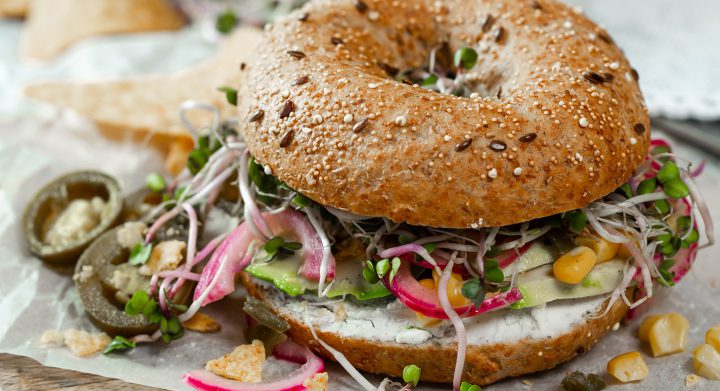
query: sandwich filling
[{"left": 126, "top": 107, "right": 712, "bottom": 389}]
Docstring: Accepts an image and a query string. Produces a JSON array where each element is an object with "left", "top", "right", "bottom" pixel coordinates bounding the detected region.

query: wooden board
[{"left": 0, "top": 353, "right": 162, "bottom": 390}]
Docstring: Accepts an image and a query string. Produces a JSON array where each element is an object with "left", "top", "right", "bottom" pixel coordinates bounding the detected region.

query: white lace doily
[{"left": 566, "top": 0, "right": 720, "bottom": 120}]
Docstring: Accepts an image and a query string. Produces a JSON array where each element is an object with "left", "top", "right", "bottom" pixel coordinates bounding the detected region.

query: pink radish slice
[
  {"left": 194, "top": 209, "right": 335, "bottom": 305},
  {"left": 183, "top": 340, "right": 324, "bottom": 391},
  {"left": 384, "top": 260, "right": 522, "bottom": 319}
]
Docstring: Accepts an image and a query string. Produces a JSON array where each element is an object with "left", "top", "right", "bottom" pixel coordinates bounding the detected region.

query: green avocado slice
[
  {"left": 500, "top": 242, "right": 558, "bottom": 279},
  {"left": 511, "top": 259, "right": 626, "bottom": 309},
  {"left": 245, "top": 253, "right": 391, "bottom": 300}
]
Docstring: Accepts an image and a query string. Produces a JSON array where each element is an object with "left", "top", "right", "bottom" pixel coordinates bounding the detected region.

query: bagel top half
[{"left": 237, "top": 0, "right": 650, "bottom": 228}]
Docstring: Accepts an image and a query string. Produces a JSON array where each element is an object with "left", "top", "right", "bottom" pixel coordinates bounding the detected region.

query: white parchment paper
[{"left": 2, "top": 12, "right": 720, "bottom": 391}]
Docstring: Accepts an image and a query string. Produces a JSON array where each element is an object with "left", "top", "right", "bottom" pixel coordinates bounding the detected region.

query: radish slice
[
  {"left": 194, "top": 209, "right": 336, "bottom": 305},
  {"left": 183, "top": 340, "right": 324, "bottom": 391},
  {"left": 384, "top": 261, "right": 522, "bottom": 319}
]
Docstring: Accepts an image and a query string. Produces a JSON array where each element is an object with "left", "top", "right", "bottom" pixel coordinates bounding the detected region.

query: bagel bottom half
[{"left": 239, "top": 273, "right": 629, "bottom": 386}]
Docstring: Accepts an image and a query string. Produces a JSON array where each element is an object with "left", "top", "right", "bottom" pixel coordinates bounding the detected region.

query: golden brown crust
[
  {"left": 238, "top": 0, "right": 650, "bottom": 228},
  {"left": 240, "top": 273, "right": 629, "bottom": 385}
]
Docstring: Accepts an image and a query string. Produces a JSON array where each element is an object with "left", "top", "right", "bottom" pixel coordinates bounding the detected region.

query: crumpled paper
[{"left": 2, "top": 12, "right": 720, "bottom": 391}]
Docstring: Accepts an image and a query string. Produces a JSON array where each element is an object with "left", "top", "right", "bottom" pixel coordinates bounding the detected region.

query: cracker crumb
[
  {"left": 40, "top": 330, "right": 65, "bottom": 347},
  {"left": 116, "top": 221, "right": 147, "bottom": 249},
  {"left": 685, "top": 374, "right": 701, "bottom": 388},
  {"left": 206, "top": 340, "right": 265, "bottom": 382},
  {"left": 139, "top": 240, "right": 186, "bottom": 276},
  {"left": 183, "top": 312, "right": 221, "bottom": 333},
  {"left": 303, "top": 372, "right": 329, "bottom": 391},
  {"left": 62, "top": 330, "right": 111, "bottom": 357}
]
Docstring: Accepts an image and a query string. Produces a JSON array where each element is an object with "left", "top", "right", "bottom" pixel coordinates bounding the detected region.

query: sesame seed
[
  {"left": 563, "top": 20, "right": 572, "bottom": 29},
  {"left": 263, "top": 165, "right": 272, "bottom": 175},
  {"left": 609, "top": 62, "right": 620, "bottom": 70},
  {"left": 301, "top": 127, "right": 312, "bottom": 134},
  {"left": 579, "top": 117, "right": 589, "bottom": 128},
  {"left": 488, "top": 168, "right": 498, "bottom": 179},
  {"left": 312, "top": 114, "right": 324, "bottom": 124},
  {"left": 395, "top": 115, "right": 407, "bottom": 126},
  {"left": 443, "top": 135, "right": 451, "bottom": 142},
  {"left": 575, "top": 152, "right": 583, "bottom": 162},
  {"left": 368, "top": 10, "right": 379, "bottom": 21},
  {"left": 343, "top": 114, "right": 354, "bottom": 123},
  {"left": 281, "top": 89, "right": 290, "bottom": 98},
  {"left": 630, "top": 137, "right": 637, "bottom": 145},
  {"left": 513, "top": 167, "right": 523, "bottom": 176}
]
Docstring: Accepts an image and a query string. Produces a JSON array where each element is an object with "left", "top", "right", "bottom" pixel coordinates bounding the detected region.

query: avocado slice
[
  {"left": 500, "top": 242, "right": 558, "bottom": 279},
  {"left": 245, "top": 253, "right": 391, "bottom": 300},
  {"left": 511, "top": 259, "right": 626, "bottom": 309}
]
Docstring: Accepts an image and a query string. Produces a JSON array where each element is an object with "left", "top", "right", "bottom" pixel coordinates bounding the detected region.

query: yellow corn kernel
[
  {"left": 575, "top": 235, "right": 620, "bottom": 263},
  {"left": 431, "top": 271, "right": 470, "bottom": 307},
  {"left": 694, "top": 344, "right": 720, "bottom": 380},
  {"left": 648, "top": 312, "right": 689, "bottom": 357},
  {"left": 706, "top": 325, "right": 720, "bottom": 352},
  {"left": 415, "top": 312, "right": 441, "bottom": 327},
  {"left": 552, "top": 246, "right": 597, "bottom": 284},
  {"left": 607, "top": 351, "right": 649, "bottom": 382},
  {"left": 638, "top": 315, "right": 663, "bottom": 342}
]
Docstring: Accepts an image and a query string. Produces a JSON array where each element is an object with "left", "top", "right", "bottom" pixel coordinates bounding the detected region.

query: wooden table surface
[{"left": 0, "top": 353, "right": 162, "bottom": 391}]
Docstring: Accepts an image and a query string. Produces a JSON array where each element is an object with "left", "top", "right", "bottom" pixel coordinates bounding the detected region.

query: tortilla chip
[
  {"left": 0, "top": 0, "right": 29, "bottom": 18},
  {"left": 20, "top": 0, "right": 185, "bottom": 61},
  {"left": 23, "top": 28, "right": 261, "bottom": 145}
]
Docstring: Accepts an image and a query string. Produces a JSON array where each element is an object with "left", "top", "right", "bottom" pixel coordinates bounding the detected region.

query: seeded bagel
[
  {"left": 237, "top": 0, "right": 650, "bottom": 228},
  {"left": 240, "top": 273, "right": 630, "bottom": 385}
]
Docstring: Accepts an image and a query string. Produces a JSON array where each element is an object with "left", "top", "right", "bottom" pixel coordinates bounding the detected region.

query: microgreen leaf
[
  {"left": 460, "top": 382, "right": 482, "bottom": 391},
  {"left": 683, "top": 229, "right": 699, "bottom": 247},
  {"left": 124, "top": 290, "right": 149, "bottom": 316},
  {"left": 677, "top": 216, "right": 692, "bottom": 231},
  {"left": 654, "top": 199, "right": 671, "bottom": 215},
  {"left": 617, "top": 183, "right": 633, "bottom": 199},
  {"left": 565, "top": 210, "right": 587, "bottom": 233},
  {"left": 422, "top": 243, "right": 436, "bottom": 254},
  {"left": 485, "top": 246, "right": 501, "bottom": 257},
  {"left": 282, "top": 242, "right": 302, "bottom": 251},
  {"left": 215, "top": 10, "right": 238, "bottom": 34},
  {"left": 362, "top": 266, "right": 379, "bottom": 284},
  {"left": 129, "top": 243, "right": 153, "bottom": 266},
  {"left": 663, "top": 179, "right": 689, "bottom": 199},
  {"left": 389, "top": 257, "right": 401, "bottom": 283},
  {"left": 217, "top": 86, "right": 238, "bottom": 106},
  {"left": 637, "top": 178, "right": 657, "bottom": 195},
  {"left": 291, "top": 193, "right": 312, "bottom": 208},
  {"left": 146, "top": 173, "right": 165, "bottom": 192},
  {"left": 263, "top": 237, "right": 285, "bottom": 255},
  {"left": 657, "top": 161, "right": 680, "bottom": 184},
  {"left": 422, "top": 74, "right": 438, "bottom": 86},
  {"left": 103, "top": 336, "right": 136, "bottom": 354},
  {"left": 398, "top": 235, "right": 416, "bottom": 245},
  {"left": 483, "top": 260, "right": 504, "bottom": 283},
  {"left": 402, "top": 364, "right": 421, "bottom": 387},
  {"left": 376, "top": 259, "right": 390, "bottom": 278},
  {"left": 461, "top": 277, "right": 485, "bottom": 308},
  {"left": 453, "top": 48, "right": 478, "bottom": 70}
]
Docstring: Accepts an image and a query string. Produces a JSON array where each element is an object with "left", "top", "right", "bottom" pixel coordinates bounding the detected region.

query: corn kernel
[
  {"left": 431, "top": 271, "right": 470, "bottom": 307},
  {"left": 607, "top": 351, "right": 649, "bottom": 382},
  {"left": 706, "top": 325, "right": 720, "bottom": 352},
  {"left": 552, "top": 246, "right": 597, "bottom": 284},
  {"left": 415, "top": 311, "right": 441, "bottom": 327},
  {"left": 648, "top": 312, "right": 689, "bottom": 357},
  {"left": 575, "top": 235, "right": 620, "bottom": 263},
  {"left": 638, "top": 315, "right": 663, "bottom": 342},
  {"left": 694, "top": 344, "right": 720, "bottom": 380}
]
